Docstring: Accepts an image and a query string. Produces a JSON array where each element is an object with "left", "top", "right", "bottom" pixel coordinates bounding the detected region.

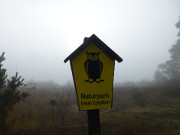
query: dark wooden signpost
[{"left": 64, "top": 34, "right": 123, "bottom": 135}]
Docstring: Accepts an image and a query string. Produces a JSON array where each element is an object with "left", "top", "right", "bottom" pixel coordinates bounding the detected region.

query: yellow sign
[
  {"left": 71, "top": 43, "right": 114, "bottom": 110},
  {"left": 64, "top": 34, "right": 122, "bottom": 110}
]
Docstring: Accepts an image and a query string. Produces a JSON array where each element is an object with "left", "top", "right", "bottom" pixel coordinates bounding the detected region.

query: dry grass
[{"left": 1, "top": 82, "right": 180, "bottom": 135}]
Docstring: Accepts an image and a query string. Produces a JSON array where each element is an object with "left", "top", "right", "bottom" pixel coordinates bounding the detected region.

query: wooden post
[{"left": 87, "top": 109, "right": 101, "bottom": 135}]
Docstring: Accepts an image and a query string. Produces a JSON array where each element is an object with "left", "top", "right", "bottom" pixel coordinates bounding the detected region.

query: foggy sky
[{"left": 0, "top": 0, "right": 179, "bottom": 84}]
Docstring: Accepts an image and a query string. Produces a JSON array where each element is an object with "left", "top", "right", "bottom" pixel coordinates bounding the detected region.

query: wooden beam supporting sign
[
  {"left": 88, "top": 110, "right": 101, "bottom": 135},
  {"left": 64, "top": 34, "right": 123, "bottom": 135}
]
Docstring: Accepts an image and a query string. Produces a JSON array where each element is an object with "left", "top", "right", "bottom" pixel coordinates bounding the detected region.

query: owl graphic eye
[
  {"left": 88, "top": 55, "right": 92, "bottom": 59},
  {"left": 94, "top": 55, "right": 98, "bottom": 60}
]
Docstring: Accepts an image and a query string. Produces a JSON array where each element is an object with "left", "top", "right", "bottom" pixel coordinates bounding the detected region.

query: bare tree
[{"left": 53, "top": 88, "right": 75, "bottom": 126}]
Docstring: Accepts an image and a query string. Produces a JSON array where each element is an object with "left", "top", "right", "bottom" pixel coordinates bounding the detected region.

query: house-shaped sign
[{"left": 64, "top": 34, "right": 123, "bottom": 110}]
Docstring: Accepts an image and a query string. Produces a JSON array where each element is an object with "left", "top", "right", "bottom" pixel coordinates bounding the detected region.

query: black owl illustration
[{"left": 84, "top": 52, "right": 104, "bottom": 83}]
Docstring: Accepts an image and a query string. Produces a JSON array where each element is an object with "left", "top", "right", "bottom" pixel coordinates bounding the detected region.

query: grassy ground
[
  {"left": 101, "top": 105, "right": 180, "bottom": 135},
  {"left": 1, "top": 83, "right": 180, "bottom": 135}
]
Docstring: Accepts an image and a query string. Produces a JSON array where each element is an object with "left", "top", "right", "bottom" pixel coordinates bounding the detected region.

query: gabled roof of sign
[{"left": 64, "top": 34, "right": 123, "bottom": 63}]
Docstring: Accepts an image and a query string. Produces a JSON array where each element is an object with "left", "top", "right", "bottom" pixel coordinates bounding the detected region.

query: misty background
[{"left": 0, "top": 0, "right": 179, "bottom": 85}]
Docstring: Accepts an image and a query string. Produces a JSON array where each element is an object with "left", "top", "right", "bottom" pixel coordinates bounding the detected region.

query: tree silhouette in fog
[
  {"left": 0, "top": 52, "right": 29, "bottom": 129},
  {"left": 155, "top": 17, "right": 180, "bottom": 81}
]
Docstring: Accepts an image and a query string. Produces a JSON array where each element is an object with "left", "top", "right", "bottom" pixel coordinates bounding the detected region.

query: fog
[{"left": 0, "top": 0, "right": 179, "bottom": 84}]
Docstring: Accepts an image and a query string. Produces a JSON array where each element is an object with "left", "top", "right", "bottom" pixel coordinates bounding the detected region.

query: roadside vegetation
[{"left": 0, "top": 80, "right": 179, "bottom": 135}]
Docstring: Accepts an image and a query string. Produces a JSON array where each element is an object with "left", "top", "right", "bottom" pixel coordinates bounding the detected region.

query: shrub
[{"left": 0, "top": 52, "right": 29, "bottom": 129}]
